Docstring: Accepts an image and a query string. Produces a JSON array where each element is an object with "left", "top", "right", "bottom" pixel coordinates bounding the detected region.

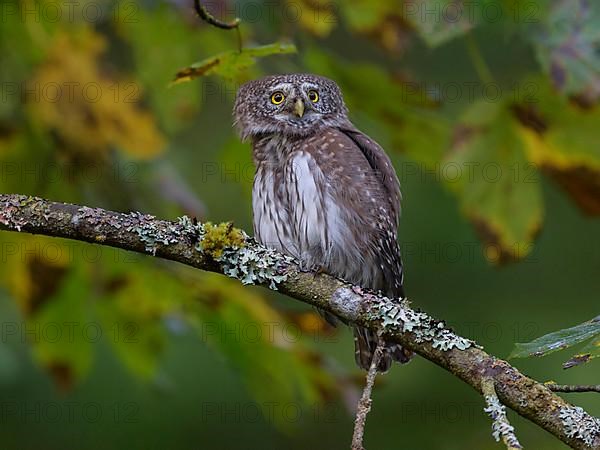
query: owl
[{"left": 233, "top": 73, "right": 412, "bottom": 372}]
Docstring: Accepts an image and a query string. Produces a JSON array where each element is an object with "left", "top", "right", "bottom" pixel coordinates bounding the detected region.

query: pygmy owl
[{"left": 233, "top": 73, "right": 412, "bottom": 371}]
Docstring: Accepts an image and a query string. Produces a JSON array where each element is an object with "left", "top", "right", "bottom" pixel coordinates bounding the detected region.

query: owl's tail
[{"left": 353, "top": 326, "right": 413, "bottom": 372}]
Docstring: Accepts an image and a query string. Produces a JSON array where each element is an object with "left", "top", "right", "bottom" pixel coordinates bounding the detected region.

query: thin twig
[
  {"left": 192, "top": 0, "right": 242, "bottom": 52},
  {"left": 193, "top": 0, "right": 240, "bottom": 29},
  {"left": 547, "top": 384, "right": 600, "bottom": 394},
  {"left": 482, "top": 377, "right": 523, "bottom": 450},
  {"left": 351, "top": 335, "right": 384, "bottom": 450},
  {"left": 465, "top": 33, "right": 494, "bottom": 85}
]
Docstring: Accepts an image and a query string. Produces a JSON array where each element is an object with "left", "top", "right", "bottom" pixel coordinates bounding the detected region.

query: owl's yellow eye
[
  {"left": 308, "top": 90, "right": 319, "bottom": 103},
  {"left": 271, "top": 92, "right": 285, "bottom": 105}
]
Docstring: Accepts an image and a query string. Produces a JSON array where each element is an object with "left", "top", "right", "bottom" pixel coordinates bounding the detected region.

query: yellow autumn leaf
[
  {"left": 515, "top": 82, "right": 600, "bottom": 215},
  {"left": 0, "top": 234, "right": 73, "bottom": 314},
  {"left": 292, "top": 0, "right": 337, "bottom": 37},
  {"left": 520, "top": 124, "right": 600, "bottom": 171},
  {"left": 447, "top": 101, "right": 543, "bottom": 263},
  {"left": 27, "top": 26, "right": 165, "bottom": 160}
]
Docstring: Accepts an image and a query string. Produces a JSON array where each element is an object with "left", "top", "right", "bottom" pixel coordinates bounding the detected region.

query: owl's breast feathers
[{"left": 252, "top": 127, "right": 404, "bottom": 297}]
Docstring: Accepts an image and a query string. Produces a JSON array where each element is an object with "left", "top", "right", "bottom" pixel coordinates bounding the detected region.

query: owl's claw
[
  {"left": 312, "top": 266, "right": 327, "bottom": 279},
  {"left": 298, "top": 264, "right": 326, "bottom": 278}
]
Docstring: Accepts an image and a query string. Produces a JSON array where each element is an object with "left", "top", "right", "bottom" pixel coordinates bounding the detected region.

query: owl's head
[{"left": 233, "top": 73, "right": 350, "bottom": 140}]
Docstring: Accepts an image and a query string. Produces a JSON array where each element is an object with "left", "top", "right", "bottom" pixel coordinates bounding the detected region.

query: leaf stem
[{"left": 465, "top": 33, "right": 494, "bottom": 85}]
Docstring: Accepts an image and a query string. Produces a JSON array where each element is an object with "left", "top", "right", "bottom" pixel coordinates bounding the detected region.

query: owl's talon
[
  {"left": 298, "top": 265, "right": 325, "bottom": 278},
  {"left": 312, "top": 266, "right": 327, "bottom": 279},
  {"left": 298, "top": 264, "right": 311, "bottom": 273}
]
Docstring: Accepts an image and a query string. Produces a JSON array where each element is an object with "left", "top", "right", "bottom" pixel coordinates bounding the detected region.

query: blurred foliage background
[{"left": 0, "top": 0, "right": 599, "bottom": 448}]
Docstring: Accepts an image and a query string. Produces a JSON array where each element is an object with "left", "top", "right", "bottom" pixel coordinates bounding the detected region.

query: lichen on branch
[{"left": 482, "top": 377, "right": 523, "bottom": 450}]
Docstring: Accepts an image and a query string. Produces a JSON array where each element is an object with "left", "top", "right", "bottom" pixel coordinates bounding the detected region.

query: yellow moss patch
[{"left": 201, "top": 222, "right": 245, "bottom": 259}]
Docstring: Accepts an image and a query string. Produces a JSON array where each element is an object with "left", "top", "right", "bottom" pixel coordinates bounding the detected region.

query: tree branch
[
  {"left": 1, "top": 194, "right": 599, "bottom": 450},
  {"left": 482, "top": 377, "right": 524, "bottom": 449},
  {"left": 547, "top": 385, "right": 600, "bottom": 394},
  {"left": 351, "top": 334, "right": 384, "bottom": 450}
]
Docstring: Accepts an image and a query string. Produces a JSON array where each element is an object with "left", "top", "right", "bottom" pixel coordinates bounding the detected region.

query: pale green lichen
[
  {"left": 483, "top": 394, "right": 522, "bottom": 448},
  {"left": 125, "top": 212, "right": 181, "bottom": 254},
  {"left": 559, "top": 406, "right": 600, "bottom": 447},
  {"left": 0, "top": 195, "right": 34, "bottom": 231},
  {"left": 177, "top": 215, "right": 203, "bottom": 236},
  {"left": 376, "top": 301, "right": 475, "bottom": 351},
  {"left": 217, "top": 242, "right": 294, "bottom": 290}
]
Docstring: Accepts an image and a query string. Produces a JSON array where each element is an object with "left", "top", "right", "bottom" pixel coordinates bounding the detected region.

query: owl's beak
[{"left": 293, "top": 98, "right": 305, "bottom": 118}]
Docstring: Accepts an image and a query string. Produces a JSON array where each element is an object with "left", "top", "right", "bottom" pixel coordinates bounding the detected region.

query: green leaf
[
  {"left": 510, "top": 316, "right": 600, "bottom": 361},
  {"left": 31, "top": 264, "right": 94, "bottom": 389},
  {"left": 95, "top": 260, "right": 180, "bottom": 381},
  {"left": 187, "top": 274, "right": 335, "bottom": 431},
  {"left": 293, "top": 0, "right": 337, "bottom": 37},
  {"left": 530, "top": 0, "right": 600, "bottom": 101},
  {"left": 172, "top": 43, "right": 297, "bottom": 84},
  {"left": 303, "top": 48, "right": 451, "bottom": 166},
  {"left": 517, "top": 78, "right": 600, "bottom": 214},
  {"left": 340, "top": 0, "right": 398, "bottom": 31},
  {"left": 403, "top": 0, "right": 476, "bottom": 47},
  {"left": 446, "top": 100, "right": 543, "bottom": 262},
  {"left": 117, "top": 5, "right": 221, "bottom": 133},
  {"left": 0, "top": 7, "right": 46, "bottom": 120}
]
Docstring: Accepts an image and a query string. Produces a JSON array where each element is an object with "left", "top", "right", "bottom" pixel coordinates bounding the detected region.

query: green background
[{"left": 0, "top": 0, "right": 598, "bottom": 449}]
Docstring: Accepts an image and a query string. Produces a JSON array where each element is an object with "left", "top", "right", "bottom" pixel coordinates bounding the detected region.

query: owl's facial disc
[
  {"left": 268, "top": 82, "right": 324, "bottom": 126},
  {"left": 233, "top": 74, "right": 350, "bottom": 140}
]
